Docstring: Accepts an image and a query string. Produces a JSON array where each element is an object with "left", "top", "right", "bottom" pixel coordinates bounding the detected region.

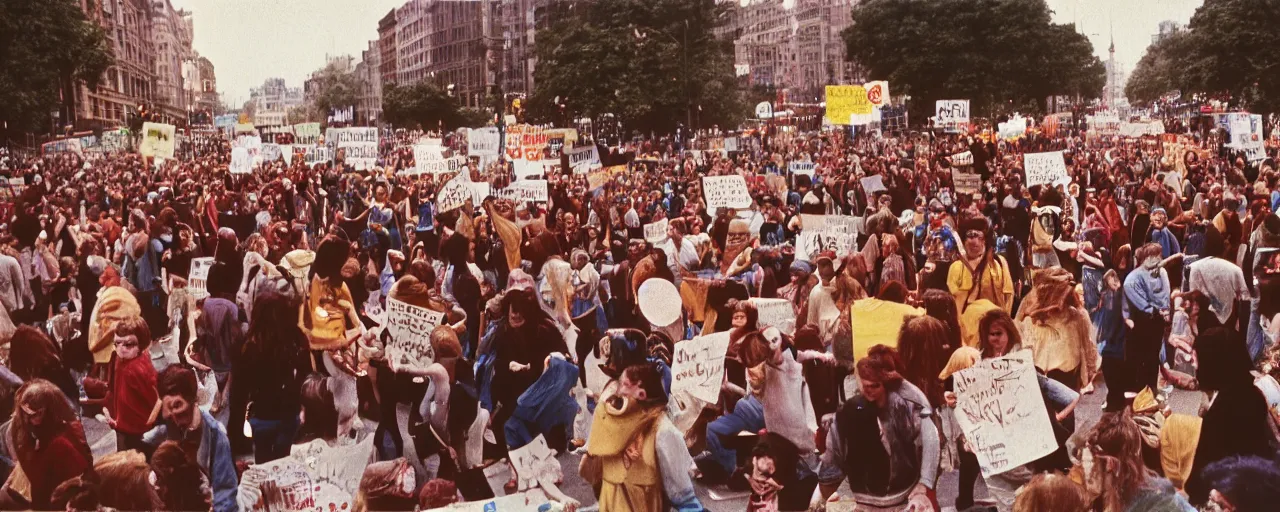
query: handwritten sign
[
  {"left": 935, "top": 100, "right": 970, "bottom": 132},
  {"left": 385, "top": 297, "right": 443, "bottom": 372},
  {"left": 229, "top": 147, "right": 253, "bottom": 174},
  {"left": 702, "top": 175, "right": 752, "bottom": 209},
  {"left": 724, "top": 137, "right": 739, "bottom": 152},
  {"left": 139, "top": 122, "right": 176, "bottom": 159},
  {"left": 566, "top": 144, "right": 601, "bottom": 173},
  {"left": 587, "top": 166, "right": 612, "bottom": 191},
  {"left": 302, "top": 145, "right": 331, "bottom": 167},
  {"left": 950, "top": 151, "right": 974, "bottom": 167},
  {"left": 789, "top": 161, "right": 816, "bottom": 177},
  {"left": 671, "top": 332, "right": 732, "bottom": 404},
  {"left": 953, "top": 349, "right": 1056, "bottom": 477},
  {"left": 436, "top": 174, "right": 472, "bottom": 214},
  {"left": 1023, "top": 150, "right": 1068, "bottom": 187},
  {"left": 796, "top": 225, "right": 855, "bottom": 262},
  {"left": 188, "top": 257, "right": 215, "bottom": 301},
  {"left": 260, "top": 143, "right": 283, "bottom": 163},
  {"left": 327, "top": 127, "right": 378, "bottom": 170},
  {"left": 496, "top": 180, "right": 549, "bottom": 203},
  {"left": 239, "top": 436, "right": 374, "bottom": 512},
  {"left": 467, "top": 127, "right": 501, "bottom": 156},
  {"left": 508, "top": 434, "right": 557, "bottom": 492},
  {"left": 953, "top": 170, "right": 982, "bottom": 195},
  {"left": 412, "top": 152, "right": 465, "bottom": 175},
  {"left": 748, "top": 298, "right": 796, "bottom": 335},
  {"left": 825, "top": 85, "right": 873, "bottom": 125},
  {"left": 514, "top": 159, "right": 556, "bottom": 181},
  {"left": 644, "top": 218, "right": 669, "bottom": 244},
  {"left": 294, "top": 123, "right": 321, "bottom": 145}
]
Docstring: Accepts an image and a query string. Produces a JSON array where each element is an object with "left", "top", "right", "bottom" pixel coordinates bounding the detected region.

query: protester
[
  {"left": 11, "top": 379, "right": 92, "bottom": 510},
  {"left": 143, "top": 365, "right": 237, "bottom": 512}
]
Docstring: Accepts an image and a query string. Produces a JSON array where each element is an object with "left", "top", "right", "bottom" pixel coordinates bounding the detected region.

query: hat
[{"left": 637, "top": 278, "right": 681, "bottom": 326}]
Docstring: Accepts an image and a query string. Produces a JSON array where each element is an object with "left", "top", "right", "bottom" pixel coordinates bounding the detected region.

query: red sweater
[
  {"left": 108, "top": 355, "right": 158, "bottom": 435},
  {"left": 24, "top": 425, "right": 91, "bottom": 509}
]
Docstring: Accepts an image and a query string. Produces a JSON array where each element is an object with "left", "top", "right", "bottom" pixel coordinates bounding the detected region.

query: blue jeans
[
  {"left": 249, "top": 415, "right": 300, "bottom": 464},
  {"left": 701, "top": 395, "right": 765, "bottom": 476}
]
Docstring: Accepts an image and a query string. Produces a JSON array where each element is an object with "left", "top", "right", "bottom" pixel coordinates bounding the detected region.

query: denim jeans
[
  {"left": 700, "top": 394, "right": 765, "bottom": 476},
  {"left": 249, "top": 415, "right": 300, "bottom": 464}
]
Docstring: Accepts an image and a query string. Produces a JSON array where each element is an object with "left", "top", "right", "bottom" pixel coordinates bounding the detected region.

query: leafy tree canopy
[
  {"left": 0, "top": 0, "right": 113, "bottom": 135},
  {"left": 382, "top": 82, "right": 487, "bottom": 130},
  {"left": 843, "top": 0, "right": 1104, "bottom": 120},
  {"left": 529, "top": 0, "right": 746, "bottom": 133},
  {"left": 309, "top": 62, "right": 362, "bottom": 119}
]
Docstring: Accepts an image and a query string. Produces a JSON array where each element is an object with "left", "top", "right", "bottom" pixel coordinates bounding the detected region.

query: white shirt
[{"left": 1188, "top": 256, "right": 1250, "bottom": 324}]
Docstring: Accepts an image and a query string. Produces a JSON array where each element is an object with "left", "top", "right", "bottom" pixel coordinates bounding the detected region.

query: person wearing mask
[
  {"left": 1124, "top": 243, "right": 1172, "bottom": 393},
  {"left": 11, "top": 379, "right": 92, "bottom": 510},
  {"left": 104, "top": 316, "right": 158, "bottom": 454},
  {"left": 143, "top": 365, "right": 238, "bottom": 512},
  {"left": 814, "top": 345, "right": 939, "bottom": 510},
  {"left": 584, "top": 362, "right": 705, "bottom": 512}
]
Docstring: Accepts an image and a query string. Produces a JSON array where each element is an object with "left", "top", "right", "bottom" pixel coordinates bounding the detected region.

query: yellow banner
[{"left": 825, "top": 85, "right": 872, "bottom": 125}]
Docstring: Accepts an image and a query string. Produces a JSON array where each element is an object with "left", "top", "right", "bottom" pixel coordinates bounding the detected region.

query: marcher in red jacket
[
  {"left": 13, "top": 379, "right": 92, "bottom": 509},
  {"left": 106, "top": 315, "right": 159, "bottom": 453}
]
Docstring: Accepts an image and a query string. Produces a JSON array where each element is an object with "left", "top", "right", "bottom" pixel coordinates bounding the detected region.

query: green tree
[
  {"left": 528, "top": 0, "right": 746, "bottom": 133},
  {"left": 1125, "top": 31, "right": 1193, "bottom": 108},
  {"left": 287, "top": 104, "right": 318, "bottom": 125},
  {"left": 382, "top": 82, "right": 484, "bottom": 130},
  {"left": 843, "top": 0, "right": 1104, "bottom": 121},
  {"left": 309, "top": 62, "right": 362, "bottom": 119},
  {"left": 0, "top": 0, "right": 113, "bottom": 136}
]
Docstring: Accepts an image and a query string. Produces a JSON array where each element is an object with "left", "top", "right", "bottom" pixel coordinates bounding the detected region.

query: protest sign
[
  {"left": 437, "top": 491, "right": 548, "bottom": 512},
  {"left": 384, "top": 297, "right": 443, "bottom": 372},
  {"left": 467, "top": 127, "right": 501, "bottom": 156},
  {"left": 935, "top": 100, "right": 970, "bottom": 132},
  {"left": 293, "top": 123, "right": 321, "bottom": 145},
  {"left": 587, "top": 166, "right": 613, "bottom": 191},
  {"left": 188, "top": 257, "right": 215, "bottom": 299},
  {"left": 1119, "top": 121, "right": 1164, "bottom": 138},
  {"left": 101, "top": 130, "right": 132, "bottom": 153},
  {"left": 789, "top": 161, "right": 816, "bottom": 177},
  {"left": 725, "top": 137, "right": 739, "bottom": 152},
  {"left": 496, "top": 180, "right": 549, "bottom": 203},
  {"left": 229, "top": 147, "right": 253, "bottom": 174},
  {"left": 566, "top": 144, "right": 601, "bottom": 173},
  {"left": 234, "top": 135, "right": 263, "bottom": 164},
  {"left": 469, "top": 181, "right": 491, "bottom": 206},
  {"left": 748, "top": 298, "right": 796, "bottom": 334},
  {"left": 1087, "top": 113, "right": 1121, "bottom": 135},
  {"left": 1023, "top": 151, "right": 1068, "bottom": 187},
  {"left": 139, "top": 122, "right": 177, "bottom": 159},
  {"left": 280, "top": 145, "right": 294, "bottom": 165},
  {"left": 327, "top": 127, "right": 379, "bottom": 170},
  {"left": 644, "top": 218, "right": 669, "bottom": 244},
  {"left": 260, "top": 143, "right": 283, "bottom": 163},
  {"left": 702, "top": 175, "right": 752, "bottom": 209},
  {"left": 953, "top": 170, "right": 982, "bottom": 195},
  {"left": 796, "top": 224, "right": 855, "bottom": 262},
  {"left": 41, "top": 138, "right": 83, "bottom": 155},
  {"left": 302, "top": 145, "right": 331, "bottom": 167},
  {"left": 514, "top": 159, "right": 557, "bottom": 181},
  {"left": 950, "top": 151, "right": 974, "bottom": 167},
  {"left": 860, "top": 175, "right": 887, "bottom": 196},
  {"left": 998, "top": 116, "right": 1028, "bottom": 140},
  {"left": 239, "top": 436, "right": 374, "bottom": 512},
  {"left": 509, "top": 434, "right": 557, "bottom": 492},
  {"left": 436, "top": 174, "right": 474, "bottom": 213},
  {"left": 864, "top": 80, "right": 890, "bottom": 107},
  {"left": 825, "top": 85, "right": 873, "bottom": 125},
  {"left": 849, "top": 106, "right": 883, "bottom": 126},
  {"left": 671, "top": 332, "right": 732, "bottom": 404},
  {"left": 953, "top": 350, "right": 1057, "bottom": 477},
  {"left": 412, "top": 143, "right": 464, "bottom": 175}
]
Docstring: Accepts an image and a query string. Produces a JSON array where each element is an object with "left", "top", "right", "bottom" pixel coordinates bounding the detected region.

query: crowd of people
[{"left": 0, "top": 115, "right": 1280, "bottom": 512}]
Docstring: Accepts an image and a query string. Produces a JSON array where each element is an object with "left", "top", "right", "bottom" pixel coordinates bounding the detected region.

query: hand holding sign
[{"left": 671, "top": 332, "right": 732, "bottom": 404}]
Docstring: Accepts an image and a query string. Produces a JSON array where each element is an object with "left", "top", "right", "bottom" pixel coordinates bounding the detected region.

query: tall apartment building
[
  {"left": 74, "top": 0, "right": 157, "bottom": 129},
  {"left": 425, "top": 0, "right": 497, "bottom": 108},
  {"left": 378, "top": 10, "right": 399, "bottom": 86},
  {"left": 151, "top": 0, "right": 194, "bottom": 123},
  {"left": 716, "top": 0, "right": 857, "bottom": 103},
  {"left": 396, "top": 0, "right": 431, "bottom": 85},
  {"left": 249, "top": 78, "right": 304, "bottom": 126},
  {"left": 499, "top": 0, "right": 565, "bottom": 96},
  {"left": 356, "top": 40, "right": 384, "bottom": 125}
]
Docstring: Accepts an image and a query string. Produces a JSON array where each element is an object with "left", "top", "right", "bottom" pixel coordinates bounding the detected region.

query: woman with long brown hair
[
  {"left": 12, "top": 379, "right": 92, "bottom": 509},
  {"left": 7, "top": 325, "right": 78, "bottom": 402},
  {"left": 1081, "top": 411, "right": 1193, "bottom": 511},
  {"left": 897, "top": 316, "right": 949, "bottom": 408},
  {"left": 151, "top": 440, "right": 213, "bottom": 511}
]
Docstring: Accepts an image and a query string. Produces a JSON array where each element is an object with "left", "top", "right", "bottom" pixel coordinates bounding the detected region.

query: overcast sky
[{"left": 174, "top": 0, "right": 1204, "bottom": 107}]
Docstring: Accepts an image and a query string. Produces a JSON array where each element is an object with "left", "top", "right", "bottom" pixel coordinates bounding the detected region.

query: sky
[
  {"left": 171, "top": 0, "right": 404, "bottom": 107},
  {"left": 174, "top": 0, "right": 1205, "bottom": 107}
]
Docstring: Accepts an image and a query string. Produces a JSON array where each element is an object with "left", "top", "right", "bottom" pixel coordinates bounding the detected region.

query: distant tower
[{"left": 1106, "top": 29, "right": 1116, "bottom": 109}]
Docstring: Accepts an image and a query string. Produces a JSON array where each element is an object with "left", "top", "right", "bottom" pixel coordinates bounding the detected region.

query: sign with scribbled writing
[
  {"left": 702, "top": 175, "right": 752, "bottom": 209},
  {"left": 795, "top": 214, "right": 858, "bottom": 262},
  {"left": 237, "top": 436, "right": 373, "bottom": 512},
  {"left": 566, "top": 144, "right": 601, "bottom": 173},
  {"left": 952, "top": 349, "right": 1056, "bottom": 477},
  {"left": 644, "top": 218, "right": 669, "bottom": 244},
  {"left": 508, "top": 434, "right": 557, "bottom": 492},
  {"left": 495, "top": 180, "right": 549, "bottom": 203},
  {"left": 1023, "top": 150, "right": 1068, "bottom": 187},
  {"left": 748, "top": 298, "right": 796, "bottom": 335},
  {"left": 188, "top": 257, "right": 214, "bottom": 300},
  {"left": 953, "top": 170, "right": 982, "bottom": 195},
  {"left": 385, "top": 297, "right": 443, "bottom": 372},
  {"left": 671, "top": 331, "right": 731, "bottom": 404}
]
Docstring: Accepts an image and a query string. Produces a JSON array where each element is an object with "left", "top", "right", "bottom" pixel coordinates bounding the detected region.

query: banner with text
[
  {"left": 496, "top": 180, "right": 549, "bottom": 203},
  {"left": 953, "top": 350, "right": 1057, "bottom": 477},
  {"left": 702, "top": 175, "right": 752, "bottom": 209},
  {"left": 467, "top": 127, "right": 501, "bottom": 156},
  {"left": 1023, "top": 151, "right": 1069, "bottom": 187},
  {"left": 935, "top": 100, "right": 970, "bottom": 132},
  {"left": 825, "top": 85, "right": 873, "bottom": 125},
  {"left": 139, "top": 122, "right": 177, "bottom": 159},
  {"left": 385, "top": 297, "right": 443, "bottom": 373}
]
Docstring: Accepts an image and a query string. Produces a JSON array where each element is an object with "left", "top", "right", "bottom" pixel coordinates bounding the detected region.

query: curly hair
[
  {"left": 1086, "top": 410, "right": 1156, "bottom": 511},
  {"left": 856, "top": 344, "right": 905, "bottom": 389}
]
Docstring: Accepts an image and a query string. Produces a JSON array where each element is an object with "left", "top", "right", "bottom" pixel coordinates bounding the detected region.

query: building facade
[
  {"left": 356, "top": 40, "right": 384, "bottom": 125},
  {"left": 249, "top": 78, "right": 304, "bottom": 126},
  {"left": 716, "top": 0, "right": 857, "bottom": 104},
  {"left": 74, "top": 0, "right": 157, "bottom": 129},
  {"left": 151, "top": 0, "right": 194, "bottom": 124},
  {"left": 424, "top": 0, "right": 496, "bottom": 108},
  {"left": 378, "top": 9, "right": 399, "bottom": 86},
  {"left": 499, "top": 0, "right": 564, "bottom": 96},
  {"left": 182, "top": 54, "right": 219, "bottom": 123},
  {"left": 396, "top": 0, "right": 431, "bottom": 86}
]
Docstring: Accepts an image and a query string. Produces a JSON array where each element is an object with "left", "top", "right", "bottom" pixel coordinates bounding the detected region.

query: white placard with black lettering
[
  {"left": 644, "top": 218, "right": 669, "bottom": 244},
  {"left": 188, "top": 257, "right": 215, "bottom": 300},
  {"left": 229, "top": 147, "right": 253, "bottom": 174},
  {"left": 789, "top": 161, "right": 816, "bottom": 177},
  {"left": 950, "top": 151, "right": 974, "bottom": 167},
  {"left": 702, "top": 175, "right": 752, "bottom": 209},
  {"left": 496, "top": 180, "right": 549, "bottom": 203},
  {"left": 467, "top": 127, "right": 501, "bottom": 157},
  {"left": 953, "top": 349, "right": 1056, "bottom": 477},
  {"left": 508, "top": 434, "right": 557, "bottom": 492},
  {"left": 671, "top": 332, "right": 732, "bottom": 404},
  {"left": 748, "top": 298, "right": 796, "bottom": 335},
  {"left": 1023, "top": 150, "right": 1069, "bottom": 187},
  {"left": 384, "top": 297, "right": 443, "bottom": 373},
  {"left": 567, "top": 144, "right": 602, "bottom": 174},
  {"left": 436, "top": 174, "right": 473, "bottom": 213}
]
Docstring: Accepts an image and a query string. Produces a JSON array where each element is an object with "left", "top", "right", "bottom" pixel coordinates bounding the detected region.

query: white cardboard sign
[
  {"left": 188, "top": 257, "right": 215, "bottom": 300},
  {"left": 644, "top": 218, "right": 669, "bottom": 244},
  {"left": 229, "top": 147, "right": 253, "bottom": 174},
  {"left": 702, "top": 175, "right": 752, "bottom": 209},
  {"left": 953, "top": 349, "right": 1057, "bottom": 477},
  {"left": 467, "top": 127, "right": 501, "bottom": 156},
  {"left": 566, "top": 144, "right": 602, "bottom": 174},
  {"left": 671, "top": 331, "right": 732, "bottom": 404},
  {"left": 1023, "top": 150, "right": 1069, "bottom": 187},
  {"left": 508, "top": 434, "right": 557, "bottom": 492},
  {"left": 384, "top": 297, "right": 443, "bottom": 372},
  {"left": 496, "top": 180, "right": 549, "bottom": 203},
  {"left": 748, "top": 298, "right": 796, "bottom": 335}
]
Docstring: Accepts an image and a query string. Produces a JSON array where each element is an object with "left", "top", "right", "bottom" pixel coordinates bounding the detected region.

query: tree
[
  {"left": 842, "top": 0, "right": 1104, "bottom": 121},
  {"left": 309, "top": 62, "right": 362, "bottom": 119},
  {"left": 0, "top": 0, "right": 113, "bottom": 136},
  {"left": 287, "top": 104, "right": 319, "bottom": 125},
  {"left": 382, "top": 82, "right": 483, "bottom": 130},
  {"left": 1127, "top": 0, "right": 1280, "bottom": 119},
  {"left": 528, "top": 0, "right": 746, "bottom": 133},
  {"left": 1125, "top": 31, "right": 1193, "bottom": 108}
]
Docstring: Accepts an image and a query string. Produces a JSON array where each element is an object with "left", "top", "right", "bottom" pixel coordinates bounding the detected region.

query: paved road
[{"left": 84, "top": 377, "right": 1201, "bottom": 511}]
